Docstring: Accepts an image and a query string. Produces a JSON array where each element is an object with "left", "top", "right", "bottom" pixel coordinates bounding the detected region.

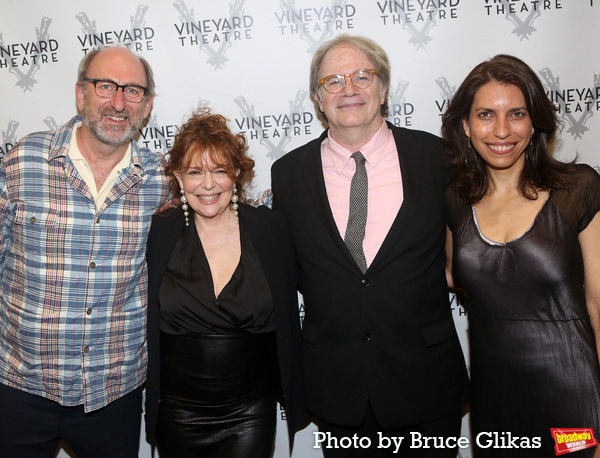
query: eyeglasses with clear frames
[
  {"left": 319, "top": 69, "right": 377, "bottom": 94},
  {"left": 82, "top": 78, "right": 148, "bottom": 103}
]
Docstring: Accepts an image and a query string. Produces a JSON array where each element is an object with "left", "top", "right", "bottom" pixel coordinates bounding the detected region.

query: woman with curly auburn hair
[
  {"left": 144, "top": 108, "right": 309, "bottom": 457},
  {"left": 442, "top": 55, "right": 600, "bottom": 457}
]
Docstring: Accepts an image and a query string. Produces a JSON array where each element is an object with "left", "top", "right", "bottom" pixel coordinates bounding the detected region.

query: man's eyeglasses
[
  {"left": 82, "top": 78, "right": 148, "bottom": 103},
  {"left": 319, "top": 69, "right": 377, "bottom": 94}
]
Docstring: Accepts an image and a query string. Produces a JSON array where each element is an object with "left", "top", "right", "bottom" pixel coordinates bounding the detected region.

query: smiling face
[
  {"left": 315, "top": 44, "right": 386, "bottom": 142},
  {"left": 175, "top": 151, "right": 239, "bottom": 224},
  {"left": 463, "top": 82, "right": 534, "bottom": 172},
  {"left": 76, "top": 47, "right": 153, "bottom": 148}
]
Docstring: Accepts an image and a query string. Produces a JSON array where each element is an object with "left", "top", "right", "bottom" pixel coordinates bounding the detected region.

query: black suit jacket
[
  {"left": 271, "top": 122, "right": 469, "bottom": 428},
  {"left": 144, "top": 203, "right": 309, "bottom": 450}
]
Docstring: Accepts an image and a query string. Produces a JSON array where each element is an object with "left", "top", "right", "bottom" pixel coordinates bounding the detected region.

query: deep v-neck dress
[
  {"left": 446, "top": 164, "right": 600, "bottom": 456},
  {"left": 159, "top": 217, "right": 274, "bottom": 335},
  {"left": 155, "top": 217, "right": 278, "bottom": 457}
]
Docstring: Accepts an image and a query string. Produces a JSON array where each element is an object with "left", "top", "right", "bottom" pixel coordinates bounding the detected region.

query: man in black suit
[{"left": 271, "top": 35, "right": 468, "bottom": 457}]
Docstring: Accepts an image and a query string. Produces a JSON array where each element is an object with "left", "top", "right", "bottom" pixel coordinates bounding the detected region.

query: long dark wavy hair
[{"left": 441, "top": 54, "right": 576, "bottom": 204}]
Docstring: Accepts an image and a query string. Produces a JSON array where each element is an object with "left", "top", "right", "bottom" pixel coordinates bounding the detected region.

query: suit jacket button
[
  {"left": 362, "top": 333, "right": 371, "bottom": 342},
  {"left": 361, "top": 279, "right": 370, "bottom": 287}
]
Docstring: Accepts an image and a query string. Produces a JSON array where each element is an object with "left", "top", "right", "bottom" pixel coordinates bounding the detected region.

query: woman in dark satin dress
[
  {"left": 442, "top": 55, "right": 600, "bottom": 457},
  {"left": 144, "top": 109, "right": 309, "bottom": 457}
]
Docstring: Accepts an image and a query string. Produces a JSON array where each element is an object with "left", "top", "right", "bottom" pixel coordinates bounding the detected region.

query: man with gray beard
[{"left": 0, "top": 46, "right": 169, "bottom": 457}]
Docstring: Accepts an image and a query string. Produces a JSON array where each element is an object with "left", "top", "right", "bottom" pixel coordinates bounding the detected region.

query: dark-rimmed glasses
[
  {"left": 82, "top": 78, "right": 148, "bottom": 103},
  {"left": 319, "top": 69, "right": 377, "bottom": 94}
]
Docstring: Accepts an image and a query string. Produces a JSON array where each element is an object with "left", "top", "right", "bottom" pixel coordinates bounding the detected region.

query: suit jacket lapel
[
  {"left": 369, "top": 124, "right": 421, "bottom": 271},
  {"left": 238, "top": 204, "right": 293, "bottom": 390},
  {"left": 299, "top": 130, "right": 358, "bottom": 268},
  {"left": 149, "top": 209, "right": 186, "bottom": 287}
]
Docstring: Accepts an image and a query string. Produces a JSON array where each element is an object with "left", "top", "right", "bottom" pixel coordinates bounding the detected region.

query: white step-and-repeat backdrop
[{"left": 1, "top": 1, "right": 598, "bottom": 457}]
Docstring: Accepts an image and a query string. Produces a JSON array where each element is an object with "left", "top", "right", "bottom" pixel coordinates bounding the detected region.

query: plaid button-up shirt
[{"left": 0, "top": 116, "right": 169, "bottom": 412}]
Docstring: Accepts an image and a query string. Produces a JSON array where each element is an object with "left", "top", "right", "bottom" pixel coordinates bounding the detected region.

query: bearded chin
[
  {"left": 89, "top": 121, "right": 136, "bottom": 147},
  {"left": 83, "top": 110, "right": 141, "bottom": 147}
]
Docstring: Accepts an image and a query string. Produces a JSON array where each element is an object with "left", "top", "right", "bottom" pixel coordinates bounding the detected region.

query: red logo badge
[{"left": 551, "top": 428, "right": 598, "bottom": 455}]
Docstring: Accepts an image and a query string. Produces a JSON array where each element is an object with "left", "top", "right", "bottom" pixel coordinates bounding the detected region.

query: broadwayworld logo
[{"left": 551, "top": 428, "right": 598, "bottom": 455}]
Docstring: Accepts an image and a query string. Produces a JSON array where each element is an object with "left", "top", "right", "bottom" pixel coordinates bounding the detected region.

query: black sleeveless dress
[
  {"left": 156, "top": 218, "right": 278, "bottom": 457},
  {"left": 446, "top": 164, "right": 600, "bottom": 457}
]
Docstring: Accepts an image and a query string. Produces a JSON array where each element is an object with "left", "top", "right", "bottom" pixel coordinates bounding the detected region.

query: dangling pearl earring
[
  {"left": 231, "top": 187, "right": 239, "bottom": 224},
  {"left": 180, "top": 189, "right": 189, "bottom": 226}
]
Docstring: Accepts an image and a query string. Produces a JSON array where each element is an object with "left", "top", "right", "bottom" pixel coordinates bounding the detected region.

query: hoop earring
[
  {"left": 180, "top": 189, "right": 189, "bottom": 226},
  {"left": 231, "top": 187, "right": 239, "bottom": 224}
]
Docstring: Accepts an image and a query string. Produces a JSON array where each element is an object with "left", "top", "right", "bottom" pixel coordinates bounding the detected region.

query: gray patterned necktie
[{"left": 344, "top": 151, "right": 368, "bottom": 273}]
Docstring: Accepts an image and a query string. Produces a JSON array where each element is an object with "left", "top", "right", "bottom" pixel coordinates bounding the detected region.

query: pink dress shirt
[{"left": 321, "top": 121, "right": 403, "bottom": 268}]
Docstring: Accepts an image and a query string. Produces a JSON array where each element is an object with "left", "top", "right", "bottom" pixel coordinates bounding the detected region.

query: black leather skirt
[{"left": 156, "top": 331, "right": 278, "bottom": 457}]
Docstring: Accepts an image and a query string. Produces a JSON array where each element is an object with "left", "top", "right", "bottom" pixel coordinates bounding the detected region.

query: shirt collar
[
  {"left": 68, "top": 120, "right": 132, "bottom": 170},
  {"left": 325, "top": 121, "right": 392, "bottom": 173}
]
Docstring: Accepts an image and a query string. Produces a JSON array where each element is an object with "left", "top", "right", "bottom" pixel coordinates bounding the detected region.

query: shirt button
[
  {"left": 83, "top": 346, "right": 89, "bottom": 353},
  {"left": 30, "top": 216, "right": 36, "bottom": 224},
  {"left": 361, "top": 279, "right": 370, "bottom": 287},
  {"left": 90, "top": 262, "right": 96, "bottom": 269},
  {"left": 86, "top": 308, "right": 92, "bottom": 315},
  {"left": 362, "top": 333, "right": 371, "bottom": 342}
]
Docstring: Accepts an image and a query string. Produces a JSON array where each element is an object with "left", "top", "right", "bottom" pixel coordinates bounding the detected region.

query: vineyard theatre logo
[
  {"left": 233, "top": 91, "right": 315, "bottom": 160},
  {"left": 140, "top": 101, "right": 209, "bottom": 154},
  {"left": 139, "top": 116, "right": 181, "bottom": 154},
  {"left": 386, "top": 79, "right": 415, "bottom": 127},
  {"left": 434, "top": 76, "right": 456, "bottom": 118},
  {"left": 376, "top": 0, "right": 460, "bottom": 49},
  {"left": 1, "top": 120, "right": 19, "bottom": 162},
  {"left": 449, "top": 293, "right": 467, "bottom": 318},
  {"left": 299, "top": 300, "right": 305, "bottom": 326},
  {"left": 173, "top": 0, "right": 253, "bottom": 70},
  {"left": 76, "top": 4, "right": 155, "bottom": 54},
  {"left": 482, "top": 0, "right": 563, "bottom": 40},
  {"left": 275, "top": 0, "right": 356, "bottom": 44},
  {"left": 539, "top": 69, "right": 599, "bottom": 140},
  {"left": 43, "top": 116, "right": 59, "bottom": 131},
  {"left": 0, "top": 17, "right": 58, "bottom": 92}
]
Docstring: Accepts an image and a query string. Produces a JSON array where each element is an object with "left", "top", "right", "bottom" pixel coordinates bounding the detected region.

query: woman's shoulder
[
  {"left": 239, "top": 202, "right": 291, "bottom": 240},
  {"left": 555, "top": 163, "right": 600, "bottom": 198},
  {"left": 150, "top": 206, "right": 185, "bottom": 233},
  {"left": 240, "top": 202, "right": 288, "bottom": 226},
  {"left": 572, "top": 163, "right": 600, "bottom": 184},
  {"left": 445, "top": 184, "right": 472, "bottom": 231},
  {"left": 154, "top": 204, "right": 183, "bottom": 218},
  {"left": 239, "top": 202, "right": 270, "bottom": 217},
  {"left": 552, "top": 163, "right": 600, "bottom": 231}
]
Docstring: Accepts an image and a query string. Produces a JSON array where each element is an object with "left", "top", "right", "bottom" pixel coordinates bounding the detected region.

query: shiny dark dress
[
  {"left": 156, "top": 217, "right": 278, "bottom": 458},
  {"left": 446, "top": 165, "right": 600, "bottom": 457}
]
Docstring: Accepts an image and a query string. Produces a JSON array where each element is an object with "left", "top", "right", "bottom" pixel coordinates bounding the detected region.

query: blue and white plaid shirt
[{"left": 0, "top": 116, "right": 169, "bottom": 412}]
